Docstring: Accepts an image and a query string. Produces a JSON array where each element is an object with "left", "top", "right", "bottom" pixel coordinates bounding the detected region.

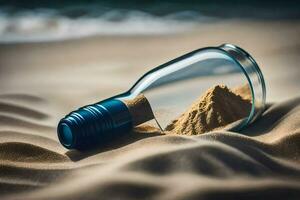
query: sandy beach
[{"left": 0, "top": 19, "right": 300, "bottom": 199}]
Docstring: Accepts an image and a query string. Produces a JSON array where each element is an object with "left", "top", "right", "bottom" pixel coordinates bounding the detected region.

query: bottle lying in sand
[{"left": 57, "top": 44, "right": 266, "bottom": 150}]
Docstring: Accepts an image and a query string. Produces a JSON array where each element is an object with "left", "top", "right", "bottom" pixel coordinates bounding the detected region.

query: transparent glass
[{"left": 116, "top": 44, "right": 266, "bottom": 132}]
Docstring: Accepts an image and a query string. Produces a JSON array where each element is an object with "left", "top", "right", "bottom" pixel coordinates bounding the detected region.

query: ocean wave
[
  {"left": 1, "top": 0, "right": 299, "bottom": 44},
  {"left": 0, "top": 9, "right": 211, "bottom": 43}
]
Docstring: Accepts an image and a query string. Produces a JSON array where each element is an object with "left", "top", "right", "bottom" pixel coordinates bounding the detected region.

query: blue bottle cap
[{"left": 57, "top": 99, "right": 132, "bottom": 150}]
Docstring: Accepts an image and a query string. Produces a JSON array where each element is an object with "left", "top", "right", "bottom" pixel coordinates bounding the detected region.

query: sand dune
[
  {"left": 0, "top": 20, "right": 299, "bottom": 199},
  {"left": 0, "top": 95, "right": 299, "bottom": 199}
]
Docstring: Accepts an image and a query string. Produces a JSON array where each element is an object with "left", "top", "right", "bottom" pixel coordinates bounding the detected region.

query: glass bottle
[{"left": 57, "top": 44, "right": 266, "bottom": 150}]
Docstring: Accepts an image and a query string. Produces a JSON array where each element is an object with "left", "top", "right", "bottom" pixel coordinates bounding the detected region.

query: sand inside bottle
[{"left": 124, "top": 84, "right": 252, "bottom": 135}]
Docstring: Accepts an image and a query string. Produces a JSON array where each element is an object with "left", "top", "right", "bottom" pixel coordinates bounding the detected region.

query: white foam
[{"left": 0, "top": 10, "right": 212, "bottom": 43}]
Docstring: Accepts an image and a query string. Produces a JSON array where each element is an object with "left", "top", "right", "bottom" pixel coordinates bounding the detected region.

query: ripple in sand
[
  {"left": 0, "top": 94, "right": 46, "bottom": 104},
  {"left": 119, "top": 132, "right": 300, "bottom": 179},
  {"left": 0, "top": 114, "right": 54, "bottom": 132},
  {"left": 0, "top": 101, "right": 49, "bottom": 120},
  {"left": 0, "top": 130, "right": 60, "bottom": 152},
  {"left": 0, "top": 142, "right": 69, "bottom": 163},
  {"left": 0, "top": 181, "right": 42, "bottom": 196}
]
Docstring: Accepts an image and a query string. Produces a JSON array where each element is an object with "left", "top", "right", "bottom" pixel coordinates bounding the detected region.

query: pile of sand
[{"left": 165, "top": 85, "right": 252, "bottom": 135}]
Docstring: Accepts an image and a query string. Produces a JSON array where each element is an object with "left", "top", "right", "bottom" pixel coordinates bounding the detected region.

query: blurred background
[
  {"left": 0, "top": 1, "right": 299, "bottom": 42},
  {"left": 0, "top": 0, "right": 299, "bottom": 116}
]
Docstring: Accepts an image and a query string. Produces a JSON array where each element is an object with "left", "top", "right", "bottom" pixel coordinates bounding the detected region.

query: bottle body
[
  {"left": 58, "top": 44, "right": 266, "bottom": 150},
  {"left": 118, "top": 44, "right": 265, "bottom": 131}
]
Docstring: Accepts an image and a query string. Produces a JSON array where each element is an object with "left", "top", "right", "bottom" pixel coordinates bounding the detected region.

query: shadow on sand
[{"left": 65, "top": 125, "right": 163, "bottom": 161}]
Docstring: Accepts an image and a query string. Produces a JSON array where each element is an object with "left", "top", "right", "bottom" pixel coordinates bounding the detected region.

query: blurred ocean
[{"left": 0, "top": 0, "right": 299, "bottom": 43}]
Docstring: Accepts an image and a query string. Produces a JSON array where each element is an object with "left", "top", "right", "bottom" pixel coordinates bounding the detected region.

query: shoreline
[{"left": 1, "top": 19, "right": 300, "bottom": 46}]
